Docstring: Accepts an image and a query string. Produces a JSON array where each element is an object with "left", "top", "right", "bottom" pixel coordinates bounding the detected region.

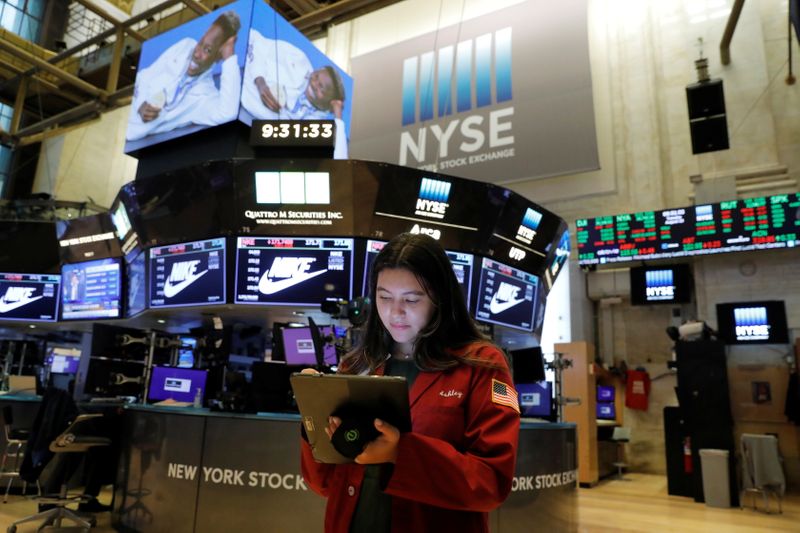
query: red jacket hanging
[
  {"left": 300, "top": 342, "right": 520, "bottom": 533},
  {"left": 625, "top": 369, "right": 651, "bottom": 411}
]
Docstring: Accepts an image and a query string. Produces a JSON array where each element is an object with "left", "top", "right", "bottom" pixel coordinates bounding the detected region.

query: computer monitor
[
  {"left": 510, "top": 347, "right": 546, "bottom": 384},
  {"left": 517, "top": 382, "right": 552, "bottom": 418},
  {"left": 148, "top": 366, "right": 208, "bottom": 404},
  {"left": 60, "top": 257, "right": 122, "bottom": 320},
  {"left": 126, "top": 250, "right": 146, "bottom": 317},
  {"left": 46, "top": 346, "right": 81, "bottom": 375},
  {"left": 630, "top": 264, "right": 692, "bottom": 305},
  {"left": 177, "top": 337, "right": 196, "bottom": 368},
  {"left": 597, "top": 385, "right": 615, "bottom": 402},
  {"left": 281, "top": 326, "right": 337, "bottom": 366},
  {"left": 250, "top": 361, "right": 302, "bottom": 413},
  {"left": 597, "top": 402, "right": 616, "bottom": 420}
]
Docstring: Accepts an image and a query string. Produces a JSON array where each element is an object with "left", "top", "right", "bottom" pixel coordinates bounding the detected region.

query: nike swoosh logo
[
  {"left": 162, "top": 269, "right": 208, "bottom": 298},
  {"left": 258, "top": 269, "right": 327, "bottom": 295},
  {"left": 489, "top": 293, "right": 525, "bottom": 314},
  {"left": 0, "top": 295, "right": 44, "bottom": 314}
]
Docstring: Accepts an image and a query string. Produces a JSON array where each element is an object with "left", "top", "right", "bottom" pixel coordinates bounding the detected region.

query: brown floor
[{"left": 0, "top": 474, "right": 796, "bottom": 531}]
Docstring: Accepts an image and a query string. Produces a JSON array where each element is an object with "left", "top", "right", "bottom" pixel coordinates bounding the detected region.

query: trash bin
[{"left": 699, "top": 449, "right": 731, "bottom": 508}]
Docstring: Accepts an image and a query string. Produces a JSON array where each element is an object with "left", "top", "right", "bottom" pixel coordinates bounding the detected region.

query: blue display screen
[
  {"left": 235, "top": 237, "right": 353, "bottom": 306},
  {"left": 149, "top": 238, "right": 226, "bottom": 308},
  {"left": 126, "top": 251, "right": 146, "bottom": 317},
  {"left": 0, "top": 272, "right": 60, "bottom": 322},
  {"left": 61, "top": 258, "right": 121, "bottom": 320}
]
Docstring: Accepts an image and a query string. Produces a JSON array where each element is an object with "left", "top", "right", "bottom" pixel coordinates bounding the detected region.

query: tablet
[{"left": 290, "top": 373, "right": 411, "bottom": 464}]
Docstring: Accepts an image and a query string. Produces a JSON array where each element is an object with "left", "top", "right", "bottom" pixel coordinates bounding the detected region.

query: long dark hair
[{"left": 340, "top": 233, "right": 487, "bottom": 374}]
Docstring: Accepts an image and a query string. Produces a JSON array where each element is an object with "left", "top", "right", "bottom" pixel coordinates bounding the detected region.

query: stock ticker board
[{"left": 576, "top": 193, "right": 800, "bottom": 265}]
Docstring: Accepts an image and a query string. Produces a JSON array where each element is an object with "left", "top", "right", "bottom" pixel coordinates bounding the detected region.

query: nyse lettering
[
  {"left": 400, "top": 107, "right": 514, "bottom": 166},
  {"left": 736, "top": 325, "right": 770, "bottom": 338},
  {"left": 645, "top": 286, "right": 674, "bottom": 298}
]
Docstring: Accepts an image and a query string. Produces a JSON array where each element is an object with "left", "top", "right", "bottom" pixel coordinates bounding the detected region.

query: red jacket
[{"left": 301, "top": 342, "right": 520, "bottom": 533}]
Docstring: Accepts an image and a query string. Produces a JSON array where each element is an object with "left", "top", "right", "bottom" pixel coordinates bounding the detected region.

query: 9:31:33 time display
[{"left": 261, "top": 121, "right": 334, "bottom": 139}]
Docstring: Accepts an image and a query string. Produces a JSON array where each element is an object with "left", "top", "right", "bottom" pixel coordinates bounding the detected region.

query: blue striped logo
[
  {"left": 734, "top": 306, "right": 770, "bottom": 340},
  {"left": 522, "top": 208, "right": 542, "bottom": 231},
  {"left": 419, "top": 178, "right": 451, "bottom": 202},
  {"left": 402, "top": 28, "right": 513, "bottom": 126},
  {"left": 644, "top": 269, "right": 675, "bottom": 301}
]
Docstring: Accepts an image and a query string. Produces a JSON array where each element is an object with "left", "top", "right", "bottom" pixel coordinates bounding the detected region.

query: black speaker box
[
  {"left": 689, "top": 116, "right": 729, "bottom": 154},
  {"left": 686, "top": 80, "right": 726, "bottom": 119}
]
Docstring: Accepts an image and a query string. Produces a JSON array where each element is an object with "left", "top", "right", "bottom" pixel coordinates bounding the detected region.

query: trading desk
[{"left": 114, "top": 406, "right": 578, "bottom": 532}]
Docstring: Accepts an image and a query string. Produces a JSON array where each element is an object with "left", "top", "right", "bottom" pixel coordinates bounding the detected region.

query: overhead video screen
[
  {"left": 149, "top": 238, "right": 226, "bottom": 308},
  {"left": 235, "top": 237, "right": 353, "bottom": 306},
  {"left": 0, "top": 273, "right": 60, "bottom": 322},
  {"left": 475, "top": 257, "right": 537, "bottom": 331},
  {"left": 61, "top": 257, "right": 122, "bottom": 320},
  {"left": 577, "top": 193, "right": 800, "bottom": 265}
]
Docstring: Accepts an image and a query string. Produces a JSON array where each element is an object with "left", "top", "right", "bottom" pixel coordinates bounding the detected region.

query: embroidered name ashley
[{"left": 439, "top": 389, "right": 463, "bottom": 399}]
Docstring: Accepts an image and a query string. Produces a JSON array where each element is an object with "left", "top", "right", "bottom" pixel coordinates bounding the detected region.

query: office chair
[
  {"left": 10, "top": 388, "right": 111, "bottom": 533},
  {"left": 610, "top": 426, "right": 631, "bottom": 480},
  {"left": 1, "top": 405, "right": 38, "bottom": 503}
]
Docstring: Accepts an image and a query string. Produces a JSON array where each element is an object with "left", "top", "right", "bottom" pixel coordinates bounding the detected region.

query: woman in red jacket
[{"left": 301, "top": 233, "right": 520, "bottom": 533}]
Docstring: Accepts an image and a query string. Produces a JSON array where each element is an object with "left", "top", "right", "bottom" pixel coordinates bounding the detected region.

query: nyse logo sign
[
  {"left": 415, "top": 178, "right": 451, "bottom": 220},
  {"left": 734, "top": 307, "right": 771, "bottom": 341},
  {"left": 400, "top": 28, "right": 515, "bottom": 172},
  {"left": 645, "top": 270, "right": 675, "bottom": 301},
  {"left": 516, "top": 208, "right": 542, "bottom": 245}
]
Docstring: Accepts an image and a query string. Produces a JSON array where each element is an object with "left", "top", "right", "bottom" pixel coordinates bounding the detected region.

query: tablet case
[{"left": 290, "top": 373, "right": 411, "bottom": 464}]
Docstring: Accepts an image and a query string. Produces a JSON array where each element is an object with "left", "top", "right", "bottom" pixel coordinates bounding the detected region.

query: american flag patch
[{"left": 491, "top": 379, "right": 520, "bottom": 413}]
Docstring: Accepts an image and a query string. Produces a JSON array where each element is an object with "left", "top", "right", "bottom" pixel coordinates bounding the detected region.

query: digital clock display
[
  {"left": 577, "top": 192, "right": 800, "bottom": 265},
  {"left": 250, "top": 120, "right": 336, "bottom": 148}
]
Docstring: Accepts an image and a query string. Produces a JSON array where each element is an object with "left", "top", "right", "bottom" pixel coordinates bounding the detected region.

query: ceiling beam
[
  {"left": 74, "top": 0, "right": 146, "bottom": 42},
  {"left": 0, "top": 39, "right": 105, "bottom": 98}
]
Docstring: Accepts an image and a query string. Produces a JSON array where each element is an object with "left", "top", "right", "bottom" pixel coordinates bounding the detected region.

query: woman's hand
[{"left": 355, "top": 419, "right": 399, "bottom": 464}]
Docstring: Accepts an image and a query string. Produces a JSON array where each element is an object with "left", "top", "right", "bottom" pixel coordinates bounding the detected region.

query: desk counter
[{"left": 114, "top": 406, "right": 577, "bottom": 532}]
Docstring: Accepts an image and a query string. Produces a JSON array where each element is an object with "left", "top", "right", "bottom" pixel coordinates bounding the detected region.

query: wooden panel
[{"left": 558, "top": 341, "right": 598, "bottom": 486}]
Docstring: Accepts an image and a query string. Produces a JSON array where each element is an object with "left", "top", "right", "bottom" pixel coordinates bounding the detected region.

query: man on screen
[
  {"left": 241, "top": 28, "right": 348, "bottom": 158},
  {"left": 126, "top": 11, "right": 242, "bottom": 142}
]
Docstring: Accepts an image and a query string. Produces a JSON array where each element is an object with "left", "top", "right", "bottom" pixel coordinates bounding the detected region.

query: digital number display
[
  {"left": 576, "top": 193, "right": 800, "bottom": 265},
  {"left": 250, "top": 120, "right": 336, "bottom": 147},
  {"left": 235, "top": 237, "right": 353, "bottom": 306}
]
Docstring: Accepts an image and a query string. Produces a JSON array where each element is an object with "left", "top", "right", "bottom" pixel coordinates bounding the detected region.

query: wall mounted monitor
[
  {"left": 510, "top": 347, "right": 546, "bottom": 384},
  {"left": 517, "top": 382, "right": 552, "bottom": 418},
  {"left": 126, "top": 251, "right": 146, "bottom": 317},
  {"left": 716, "top": 300, "right": 790, "bottom": 345},
  {"left": 149, "top": 238, "right": 226, "bottom": 308},
  {"left": 577, "top": 192, "right": 800, "bottom": 265},
  {"left": 60, "top": 257, "right": 122, "bottom": 320},
  {"left": 147, "top": 366, "right": 208, "bottom": 404},
  {"left": 46, "top": 346, "right": 81, "bottom": 375},
  {"left": 235, "top": 237, "right": 353, "bottom": 306},
  {"left": 0, "top": 272, "right": 60, "bottom": 322},
  {"left": 475, "top": 257, "right": 538, "bottom": 331},
  {"left": 630, "top": 264, "right": 692, "bottom": 305},
  {"left": 280, "top": 325, "right": 337, "bottom": 366},
  {"left": 597, "top": 385, "right": 615, "bottom": 402},
  {"left": 544, "top": 228, "right": 570, "bottom": 292}
]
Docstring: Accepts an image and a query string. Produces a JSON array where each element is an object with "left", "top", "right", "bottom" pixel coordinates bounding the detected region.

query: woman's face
[{"left": 375, "top": 268, "right": 435, "bottom": 353}]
